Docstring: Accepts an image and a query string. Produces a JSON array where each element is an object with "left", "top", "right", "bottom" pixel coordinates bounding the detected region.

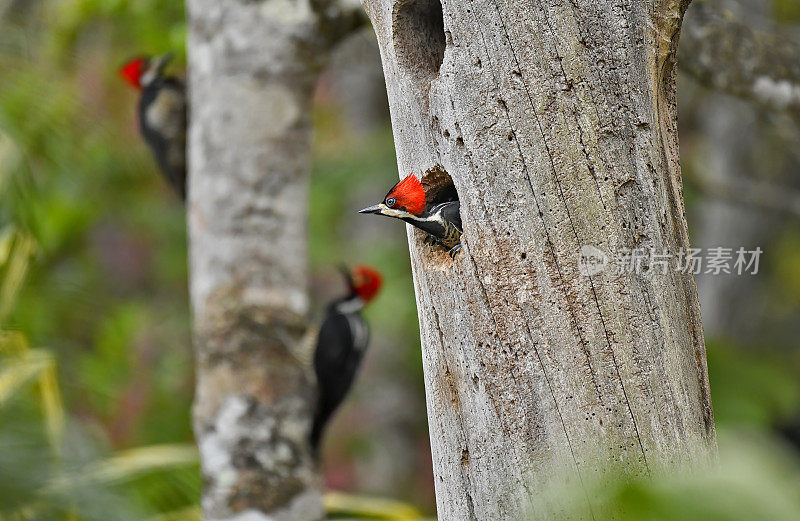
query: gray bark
[
  {"left": 186, "top": 1, "right": 362, "bottom": 520},
  {"left": 363, "top": 0, "right": 716, "bottom": 519}
]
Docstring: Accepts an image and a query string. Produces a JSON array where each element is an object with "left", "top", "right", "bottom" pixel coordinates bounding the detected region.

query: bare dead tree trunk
[
  {"left": 186, "top": 1, "right": 362, "bottom": 520},
  {"left": 363, "top": 0, "right": 716, "bottom": 518}
]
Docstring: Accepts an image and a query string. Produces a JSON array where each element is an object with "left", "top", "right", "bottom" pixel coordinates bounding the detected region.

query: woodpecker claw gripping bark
[
  {"left": 359, "top": 173, "right": 463, "bottom": 257},
  {"left": 311, "top": 265, "right": 383, "bottom": 453},
  {"left": 120, "top": 53, "right": 187, "bottom": 200}
]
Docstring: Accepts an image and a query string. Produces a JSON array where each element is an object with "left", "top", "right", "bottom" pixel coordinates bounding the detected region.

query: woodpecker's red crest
[
  {"left": 120, "top": 57, "right": 147, "bottom": 89},
  {"left": 359, "top": 175, "right": 463, "bottom": 258},
  {"left": 351, "top": 265, "right": 382, "bottom": 303},
  {"left": 384, "top": 174, "right": 426, "bottom": 216}
]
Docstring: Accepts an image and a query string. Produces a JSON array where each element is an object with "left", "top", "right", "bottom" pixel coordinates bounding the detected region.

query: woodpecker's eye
[{"left": 385, "top": 197, "right": 396, "bottom": 208}]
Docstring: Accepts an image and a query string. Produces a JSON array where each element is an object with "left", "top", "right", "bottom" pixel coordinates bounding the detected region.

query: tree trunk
[
  {"left": 186, "top": 1, "right": 361, "bottom": 520},
  {"left": 692, "top": 96, "right": 773, "bottom": 340},
  {"left": 363, "top": 0, "right": 716, "bottom": 519}
]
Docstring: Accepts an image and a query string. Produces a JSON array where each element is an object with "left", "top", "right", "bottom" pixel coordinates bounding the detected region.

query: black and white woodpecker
[
  {"left": 311, "top": 265, "right": 383, "bottom": 451},
  {"left": 120, "top": 53, "right": 187, "bottom": 200},
  {"left": 359, "top": 174, "right": 463, "bottom": 258}
]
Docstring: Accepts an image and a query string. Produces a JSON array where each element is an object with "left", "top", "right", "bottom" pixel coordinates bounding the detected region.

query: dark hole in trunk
[
  {"left": 422, "top": 164, "right": 457, "bottom": 207},
  {"left": 392, "top": 0, "right": 446, "bottom": 82}
]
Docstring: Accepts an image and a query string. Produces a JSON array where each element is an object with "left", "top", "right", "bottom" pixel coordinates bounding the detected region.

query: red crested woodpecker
[
  {"left": 120, "top": 53, "right": 187, "bottom": 200},
  {"left": 311, "top": 265, "right": 383, "bottom": 451},
  {"left": 359, "top": 174, "right": 463, "bottom": 258}
]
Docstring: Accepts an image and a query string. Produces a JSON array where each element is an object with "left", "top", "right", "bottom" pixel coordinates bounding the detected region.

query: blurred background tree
[{"left": 0, "top": 0, "right": 799, "bottom": 519}]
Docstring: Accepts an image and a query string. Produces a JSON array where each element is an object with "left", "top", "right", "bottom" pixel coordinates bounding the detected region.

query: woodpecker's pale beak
[
  {"left": 155, "top": 51, "right": 175, "bottom": 66},
  {"left": 338, "top": 264, "right": 354, "bottom": 289},
  {"left": 358, "top": 203, "right": 386, "bottom": 215},
  {"left": 152, "top": 52, "right": 175, "bottom": 74}
]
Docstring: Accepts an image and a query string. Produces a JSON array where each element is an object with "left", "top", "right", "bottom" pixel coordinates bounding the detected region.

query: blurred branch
[
  {"left": 681, "top": 2, "right": 800, "bottom": 122},
  {"left": 313, "top": 0, "right": 370, "bottom": 49},
  {"left": 0, "top": 0, "right": 22, "bottom": 22},
  {"left": 694, "top": 174, "right": 800, "bottom": 220}
]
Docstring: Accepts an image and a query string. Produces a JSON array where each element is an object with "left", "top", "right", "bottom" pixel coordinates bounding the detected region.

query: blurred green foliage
[
  {"left": 0, "top": 1, "right": 200, "bottom": 519},
  {"left": 1, "top": 1, "right": 193, "bottom": 463},
  {"left": 772, "top": 0, "right": 800, "bottom": 23},
  {"left": 771, "top": 228, "right": 800, "bottom": 310},
  {"left": 557, "top": 431, "right": 800, "bottom": 521},
  {"left": 1, "top": 0, "right": 800, "bottom": 519},
  {"left": 707, "top": 339, "right": 800, "bottom": 428}
]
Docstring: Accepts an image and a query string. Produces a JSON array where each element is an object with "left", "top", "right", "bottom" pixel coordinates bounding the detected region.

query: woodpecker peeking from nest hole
[
  {"left": 311, "top": 265, "right": 383, "bottom": 452},
  {"left": 359, "top": 174, "right": 462, "bottom": 258},
  {"left": 120, "top": 53, "right": 187, "bottom": 200}
]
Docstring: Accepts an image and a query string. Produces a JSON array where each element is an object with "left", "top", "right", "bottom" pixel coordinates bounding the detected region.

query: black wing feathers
[
  {"left": 441, "top": 201, "right": 462, "bottom": 231},
  {"left": 139, "top": 77, "right": 187, "bottom": 200},
  {"left": 310, "top": 306, "right": 368, "bottom": 450}
]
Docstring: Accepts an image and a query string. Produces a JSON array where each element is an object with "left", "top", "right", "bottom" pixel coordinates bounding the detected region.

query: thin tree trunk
[
  {"left": 692, "top": 96, "right": 773, "bottom": 340},
  {"left": 363, "top": 0, "right": 716, "bottom": 519},
  {"left": 186, "top": 1, "right": 362, "bottom": 520}
]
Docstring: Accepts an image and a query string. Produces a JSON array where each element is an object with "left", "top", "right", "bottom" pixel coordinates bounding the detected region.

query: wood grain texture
[
  {"left": 363, "top": 0, "right": 716, "bottom": 518},
  {"left": 186, "top": 1, "right": 362, "bottom": 519}
]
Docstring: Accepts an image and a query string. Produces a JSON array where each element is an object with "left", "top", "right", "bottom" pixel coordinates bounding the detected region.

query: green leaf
[
  {"left": 51, "top": 443, "right": 198, "bottom": 490},
  {"left": 324, "top": 491, "right": 426, "bottom": 520}
]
